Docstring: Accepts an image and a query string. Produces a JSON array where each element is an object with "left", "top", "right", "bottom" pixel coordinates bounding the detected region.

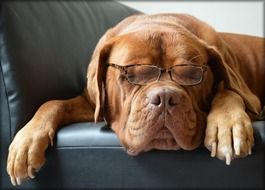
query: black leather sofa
[{"left": 1, "top": 1, "right": 264, "bottom": 189}]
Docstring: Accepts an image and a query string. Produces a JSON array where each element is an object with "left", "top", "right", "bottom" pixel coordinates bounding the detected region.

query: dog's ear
[
  {"left": 205, "top": 44, "right": 261, "bottom": 120},
  {"left": 86, "top": 39, "right": 113, "bottom": 122}
]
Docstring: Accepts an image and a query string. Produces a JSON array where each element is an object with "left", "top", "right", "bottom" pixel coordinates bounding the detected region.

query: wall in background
[{"left": 120, "top": 1, "right": 264, "bottom": 37}]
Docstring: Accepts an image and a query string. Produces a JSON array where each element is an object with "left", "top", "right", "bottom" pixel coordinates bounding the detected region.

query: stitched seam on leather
[{"left": 0, "top": 31, "right": 12, "bottom": 143}]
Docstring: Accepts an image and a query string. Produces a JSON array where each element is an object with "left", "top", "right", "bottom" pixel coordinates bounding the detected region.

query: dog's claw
[
  {"left": 48, "top": 130, "right": 54, "bottom": 147},
  {"left": 248, "top": 141, "right": 252, "bottom": 155},
  {"left": 10, "top": 176, "right": 17, "bottom": 186},
  {"left": 225, "top": 153, "right": 231, "bottom": 165},
  {"left": 211, "top": 142, "right": 216, "bottom": 157},
  {"left": 248, "top": 148, "right": 252, "bottom": 155},
  {"left": 234, "top": 138, "right": 241, "bottom": 155},
  {"left": 28, "top": 166, "right": 36, "bottom": 179},
  {"left": 16, "top": 177, "right": 22, "bottom": 186}
]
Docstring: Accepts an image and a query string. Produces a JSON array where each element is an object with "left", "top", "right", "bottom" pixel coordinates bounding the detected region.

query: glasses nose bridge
[{"left": 157, "top": 68, "right": 172, "bottom": 81}]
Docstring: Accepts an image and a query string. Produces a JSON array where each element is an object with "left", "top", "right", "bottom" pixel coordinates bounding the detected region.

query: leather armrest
[
  {"left": 56, "top": 122, "right": 120, "bottom": 147},
  {"left": 34, "top": 121, "right": 263, "bottom": 189},
  {"left": 55, "top": 121, "right": 265, "bottom": 148},
  {"left": 253, "top": 121, "right": 265, "bottom": 144}
]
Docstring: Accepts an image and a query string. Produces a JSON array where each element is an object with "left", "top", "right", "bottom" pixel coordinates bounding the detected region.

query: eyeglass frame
[{"left": 107, "top": 63, "right": 208, "bottom": 86}]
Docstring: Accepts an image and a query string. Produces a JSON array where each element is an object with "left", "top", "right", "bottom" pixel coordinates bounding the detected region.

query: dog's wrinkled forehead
[{"left": 108, "top": 30, "right": 208, "bottom": 67}]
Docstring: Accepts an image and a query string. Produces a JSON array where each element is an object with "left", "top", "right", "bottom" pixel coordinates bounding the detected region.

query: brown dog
[{"left": 7, "top": 13, "right": 264, "bottom": 186}]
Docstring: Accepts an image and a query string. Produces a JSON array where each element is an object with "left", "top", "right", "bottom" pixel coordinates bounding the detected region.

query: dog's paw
[
  {"left": 7, "top": 121, "right": 54, "bottom": 186},
  {"left": 204, "top": 109, "right": 254, "bottom": 165}
]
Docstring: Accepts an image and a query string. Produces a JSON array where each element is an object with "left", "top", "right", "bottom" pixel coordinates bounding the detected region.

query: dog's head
[{"left": 86, "top": 14, "right": 260, "bottom": 155}]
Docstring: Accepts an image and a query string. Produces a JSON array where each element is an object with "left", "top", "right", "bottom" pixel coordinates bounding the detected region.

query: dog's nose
[{"left": 147, "top": 88, "right": 181, "bottom": 107}]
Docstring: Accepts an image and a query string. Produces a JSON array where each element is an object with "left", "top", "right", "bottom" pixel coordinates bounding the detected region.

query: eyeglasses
[{"left": 107, "top": 63, "right": 208, "bottom": 86}]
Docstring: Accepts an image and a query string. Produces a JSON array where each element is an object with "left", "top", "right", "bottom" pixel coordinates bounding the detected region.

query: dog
[{"left": 7, "top": 13, "right": 264, "bottom": 186}]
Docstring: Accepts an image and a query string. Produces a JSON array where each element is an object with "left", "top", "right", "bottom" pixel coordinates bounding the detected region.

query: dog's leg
[
  {"left": 7, "top": 94, "right": 95, "bottom": 186},
  {"left": 204, "top": 89, "right": 254, "bottom": 165}
]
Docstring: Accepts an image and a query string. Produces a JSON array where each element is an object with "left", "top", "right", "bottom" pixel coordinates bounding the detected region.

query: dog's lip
[
  {"left": 126, "top": 148, "right": 140, "bottom": 156},
  {"left": 125, "top": 127, "right": 180, "bottom": 156}
]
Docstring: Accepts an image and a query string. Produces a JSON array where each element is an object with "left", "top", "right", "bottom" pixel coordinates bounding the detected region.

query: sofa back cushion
[{"left": 0, "top": 1, "right": 139, "bottom": 137}]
